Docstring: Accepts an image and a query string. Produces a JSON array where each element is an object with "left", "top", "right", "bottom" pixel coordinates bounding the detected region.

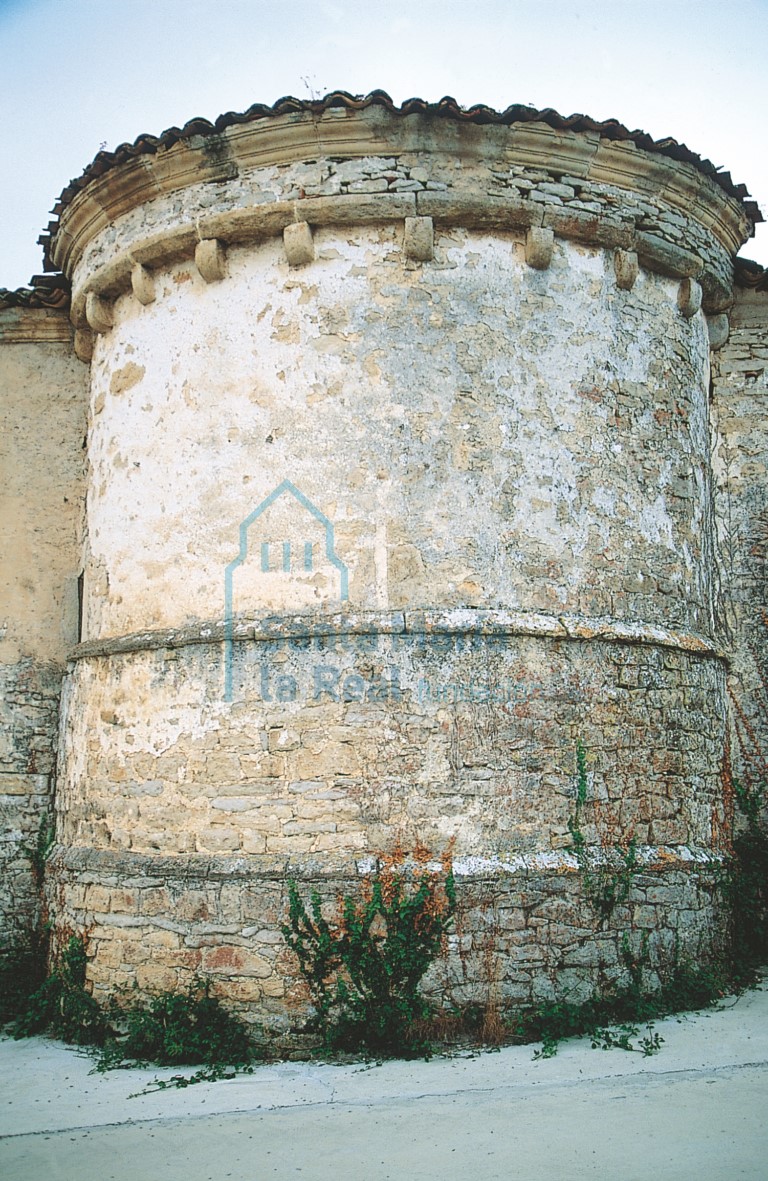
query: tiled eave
[{"left": 39, "top": 90, "right": 762, "bottom": 274}]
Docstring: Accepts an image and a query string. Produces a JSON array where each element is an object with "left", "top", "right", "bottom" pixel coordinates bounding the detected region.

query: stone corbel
[
  {"left": 678, "top": 277, "right": 702, "bottom": 319},
  {"left": 283, "top": 221, "right": 315, "bottom": 267},
  {"left": 614, "top": 249, "right": 638, "bottom": 291},
  {"left": 403, "top": 216, "right": 434, "bottom": 262},
  {"left": 131, "top": 262, "right": 156, "bottom": 305},
  {"left": 195, "top": 238, "right": 227, "bottom": 283},
  {"left": 525, "top": 227, "right": 554, "bottom": 270},
  {"left": 73, "top": 328, "right": 94, "bottom": 362},
  {"left": 707, "top": 313, "right": 730, "bottom": 350},
  {"left": 85, "top": 291, "right": 113, "bottom": 334}
]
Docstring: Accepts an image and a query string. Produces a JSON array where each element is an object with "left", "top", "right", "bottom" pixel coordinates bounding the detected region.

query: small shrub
[
  {"left": 98, "top": 978, "right": 255, "bottom": 1080},
  {"left": 13, "top": 933, "right": 107, "bottom": 1046},
  {"left": 283, "top": 844, "right": 455, "bottom": 1057}
]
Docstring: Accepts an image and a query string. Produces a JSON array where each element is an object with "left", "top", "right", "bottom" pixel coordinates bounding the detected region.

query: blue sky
[{"left": 1, "top": 0, "right": 767, "bottom": 287}]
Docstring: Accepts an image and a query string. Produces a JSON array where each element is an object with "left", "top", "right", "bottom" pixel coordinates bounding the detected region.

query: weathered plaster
[{"left": 81, "top": 231, "right": 713, "bottom": 640}]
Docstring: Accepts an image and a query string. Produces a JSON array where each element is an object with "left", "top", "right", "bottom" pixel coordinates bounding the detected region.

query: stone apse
[{"left": 1, "top": 94, "right": 766, "bottom": 1033}]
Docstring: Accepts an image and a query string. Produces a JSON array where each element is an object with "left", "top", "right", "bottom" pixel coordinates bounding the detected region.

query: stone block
[
  {"left": 73, "top": 328, "right": 94, "bottom": 362},
  {"left": 348, "top": 178, "right": 389, "bottom": 193},
  {"left": 268, "top": 728, "right": 300, "bottom": 753},
  {"left": 312, "top": 832, "right": 367, "bottom": 852},
  {"left": 136, "top": 964, "right": 178, "bottom": 992},
  {"left": 635, "top": 231, "right": 702, "bottom": 279},
  {"left": 174, "top": 891, "right": 214, "bottom": 921},
  {"left": 130, "top": 262, "right": 155, "bottom": 305},
  {"left": 85, "top": 885, "right": 112, "bottom": 912},
  {"left": 308, "top": 193, "right": 416, "bottom": 226},
  {"left": 525, "top": 227, "right": 554, "bottom": 270},
  {"left": 416, "top": 190, "right": 542, "bottom": 229},
  {"left": 699, "top": 268, "right": 733, "bottom": 313},
  {"left": 283, "top": 221, "right": 315, "bottom": 267},
  {"left": 707, "top": 313, "right": 730, "bottom": 349},
  {"left": 261, "top": 976, "right": 286, "bottom": 998},
  {"left": 194, "top": 238, "right": 227, "bottom": 283},
  {"left": 539, "top": 182, "right": 575, "bottom": 199},
  {"left": 201, "top": 945, "right": 273, "bottom": 978},
  {"left": 543, "top": 207, "right": 633, "bottom": 251},
  {"left": 109, "top": 889, "right": 137, "bottom": 913},
  {"left": 211, "top": 797, "right": 260, "bottom": 812},
  {"left": 91, "top": 940, "right": 124, "bottom": 969},
  {"left": 242, "top": 831, "right": 268, "bottom": 854},
  {"left": 678, "top": 278, "right": 703, "bottom": 319},
  {"left": 224, "top": 978, "right": 265, "bottom": 1003},
  {"left": 295, "top": 743, "right": 360, "bottom": 778},
  {"left": 85, "top": 292, "right": 113, "bottom": 334},
  {"left": 529, "top": 190, "right": 563, "bottom": 205},
  {"left": 614, "top": 249, "right": 639, "bottom": 291},
  {"left": 403, "top": 216, "right": 434, "bottom": 262}
]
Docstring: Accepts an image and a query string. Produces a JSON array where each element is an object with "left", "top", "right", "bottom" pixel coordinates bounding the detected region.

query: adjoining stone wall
[
  {"left": 711, "top": 285, "right": 768, "bottom": 782},
  {"left": 0, "top": 311, "right": 87, "bottom": 942}
]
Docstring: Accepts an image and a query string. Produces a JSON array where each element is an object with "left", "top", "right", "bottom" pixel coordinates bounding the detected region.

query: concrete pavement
[{"left": 1, "top": 984, "right": 766, "bottom": 1179}]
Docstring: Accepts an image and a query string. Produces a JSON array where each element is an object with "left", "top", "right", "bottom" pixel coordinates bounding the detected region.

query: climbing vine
[{"left": 568, "top": 739, "right": 640, "bottom": 922}]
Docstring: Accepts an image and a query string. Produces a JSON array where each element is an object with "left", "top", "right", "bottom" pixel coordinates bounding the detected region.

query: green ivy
[{"left": 568, "top": 740, "right": 640, "bottom": 921}]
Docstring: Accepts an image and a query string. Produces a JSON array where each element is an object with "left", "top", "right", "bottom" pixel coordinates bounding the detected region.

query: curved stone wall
[
  {"left": 44, "top": 99, "right": 756, "bottom": 1026},
  {"left": 79, "top": 231, "right": 714, "bottom": 638}
]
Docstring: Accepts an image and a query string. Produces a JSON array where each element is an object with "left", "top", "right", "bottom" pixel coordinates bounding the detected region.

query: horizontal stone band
[
  {"left": 50, "top": 843, "right": 724, "bottom": 884},
  {"left": 70, "top": 608, "right": 727, "bottom": 662}
]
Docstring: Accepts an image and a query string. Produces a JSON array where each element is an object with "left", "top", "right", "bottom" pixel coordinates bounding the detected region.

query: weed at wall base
[
  {"left": 97, "top": 978, "right": 256, "bottom": 1083},
  {"left": 12, "top": 932, "right": 107, "bottom": 1046},
  {"left": 283, "top": 843, "right": 456, "bottom": 1058}
]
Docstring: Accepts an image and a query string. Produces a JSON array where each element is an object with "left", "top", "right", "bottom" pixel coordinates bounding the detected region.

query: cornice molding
[{"left": 52, "top": 106, "right": 750, "bottom": 323}]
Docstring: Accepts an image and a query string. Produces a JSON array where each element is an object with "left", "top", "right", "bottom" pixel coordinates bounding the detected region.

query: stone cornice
[
  {"left": 42, "top": 93, "right": 761, "bottom": 264},
  {"left": 52, "top": 106, "right": 751, "bottom": 326},
  {"left": 50, "top": 843, "right": 724, "bottom": 883},
  {"left": 69, "top": 608, "right": 728, "bottom": 663},
  {"left": 0, "top": 305, "right": 73, "bottom": 343}
]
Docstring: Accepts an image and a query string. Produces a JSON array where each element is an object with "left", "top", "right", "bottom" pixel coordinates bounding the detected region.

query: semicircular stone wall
[{"left": 48, "top": 103, "right": 747, "bottom": 1029}]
